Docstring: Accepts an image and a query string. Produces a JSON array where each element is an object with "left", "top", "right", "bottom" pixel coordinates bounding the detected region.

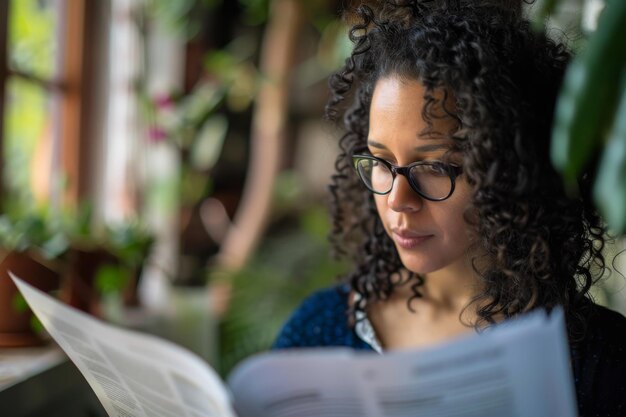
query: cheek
[
  {"left": 373, "top": 193, "right": 385, "bottom": 210},
  {"left": 439, "top": 184, "right": 474, "bottom": 238},
  {"left": 431, "top": 203, "right": 467, "bottom": 233},
  {"left": 373, "top": 194, "right": 396, "bottom": 238},
  {"left": 373, "top": 194, "right": 389, "bottom": 222}
]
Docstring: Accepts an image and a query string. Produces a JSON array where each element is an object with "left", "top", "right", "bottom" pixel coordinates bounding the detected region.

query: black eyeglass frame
[{"left": 352, "top": 154, "right": 463, "bottom": 201}]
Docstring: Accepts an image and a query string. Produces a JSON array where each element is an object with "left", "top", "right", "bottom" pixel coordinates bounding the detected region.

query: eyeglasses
[{"left": 352, "top": 154, "right": 462, "bottom": 201}]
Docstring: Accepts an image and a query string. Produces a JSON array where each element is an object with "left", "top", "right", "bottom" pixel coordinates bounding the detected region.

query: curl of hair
[{"left": 326, "top": 0, "right": 606, "bottom": 341}]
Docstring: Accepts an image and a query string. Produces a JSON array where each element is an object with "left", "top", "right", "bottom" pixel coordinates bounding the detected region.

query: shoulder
[
  {"left": 286, "top": 285, "right": 351, "bottom": 321},
  {"left": 579, "top": 302, "right": 626, "bottom": 357},
  {"left": 572, "top": 302, "right": 626, "bottom": 416},
  {"left": 272, "top": 285, "right": 368, "bottom": 350}
]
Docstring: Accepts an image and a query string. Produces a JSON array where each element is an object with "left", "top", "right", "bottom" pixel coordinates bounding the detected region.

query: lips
[{"left": 391, "top": 229, "right": 433, "bottom": 249}]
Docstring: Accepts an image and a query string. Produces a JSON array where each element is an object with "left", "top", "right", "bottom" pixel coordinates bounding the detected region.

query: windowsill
[
  {"left": 0, "top": 342, "right": 107, "bottom": 417},
  {"left": 0, "top": 344, "right": 65, "bottom": 391}
]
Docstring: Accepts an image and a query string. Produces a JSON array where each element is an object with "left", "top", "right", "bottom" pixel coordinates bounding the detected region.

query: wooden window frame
[
  {"left": 0, "top": 0, "right": 94, "bottom": 209},
  {"left": 0, "top": 0, "right": 8, "bottom": 198}
]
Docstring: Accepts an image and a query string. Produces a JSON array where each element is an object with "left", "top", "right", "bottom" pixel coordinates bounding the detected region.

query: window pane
[
  {"left": 8, "top": 0, "right": 62, "bottom": 79},
  {"left": 3, "top": 77, "right": 58, "bottom": 206}
]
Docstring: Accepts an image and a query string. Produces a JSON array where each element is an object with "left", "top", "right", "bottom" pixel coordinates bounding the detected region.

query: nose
[{"left": 387, "top": 174, "right": 423, "bottom": 212}]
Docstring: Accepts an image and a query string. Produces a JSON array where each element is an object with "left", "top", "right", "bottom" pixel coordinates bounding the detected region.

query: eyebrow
[{"left": 367, "top": 140, "right": 450, "bottom": 153}]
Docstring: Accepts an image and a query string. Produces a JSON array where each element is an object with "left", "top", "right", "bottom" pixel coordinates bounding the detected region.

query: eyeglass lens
[{"left": 355, "top": 158, "right": 453, "bottom": 200}]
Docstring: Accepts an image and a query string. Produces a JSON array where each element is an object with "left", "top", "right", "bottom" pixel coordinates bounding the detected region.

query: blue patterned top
[
  {"left": 272, "top": 285, "right": 372, "bottom": 351},
  {"left": 272, "top": 285, "right": 626, "bottom": 417}
]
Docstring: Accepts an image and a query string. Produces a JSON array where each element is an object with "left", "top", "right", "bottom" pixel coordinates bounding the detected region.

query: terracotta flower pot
[
  {"left": 60, "top": 247, "right": 118, "bottom": 317},
  {"left": 0, "top": 251, "right": 61, "bottom": 347}
]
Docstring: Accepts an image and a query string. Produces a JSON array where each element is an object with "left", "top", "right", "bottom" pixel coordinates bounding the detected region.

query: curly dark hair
[{"left": 326, "top": 0, "right": 606, "bottom": 340}]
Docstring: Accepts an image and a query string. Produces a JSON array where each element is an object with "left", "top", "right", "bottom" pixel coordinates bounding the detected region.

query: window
[{"left": 0, "top": 0, "right": 91, "bottom": 210}]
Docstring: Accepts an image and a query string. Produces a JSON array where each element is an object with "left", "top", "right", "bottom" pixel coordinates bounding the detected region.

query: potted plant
[
  {"left": 60, "top": 205, "right": 154, "bottom": 316},
  {"left": 0, "top": 210, "right": 69, "bottom": 346},
  {"left": 97, "top": 221, "right": 155, "bottom": 308}
]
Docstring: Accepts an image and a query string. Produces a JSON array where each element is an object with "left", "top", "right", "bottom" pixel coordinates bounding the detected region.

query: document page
[
  {"left": 228, "top": 309, "right": 577, "bottom": 417},
  {"left": 13, "top": 276, "right": 236, "bottom": 417},
  {"left": 352, "top": 308, "right": 577, "bottom": 417},
  {"left": 229, "top": 349, "right": 367, "bottom": 417}
]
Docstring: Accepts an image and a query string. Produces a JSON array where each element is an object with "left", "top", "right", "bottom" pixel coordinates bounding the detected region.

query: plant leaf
[
  {"left": 95, "top": 264, "right": 129, "bottom": 295},
  {"left": 594, "top": 74, "right": 626, "bottom": 233},
  {"left": 190, "top": 114, "right": 228, "bottom": 171},
  {"left": 551, "top": 0, "right": 626, "bottom": 184}
]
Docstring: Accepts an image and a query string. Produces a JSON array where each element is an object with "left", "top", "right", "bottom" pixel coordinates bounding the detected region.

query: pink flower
[
  {"left": 148, "top": 127, "right": 168, "bottom": 143},
  {"left": 153, "top": 93, "right": 175, "bottom": 110}
]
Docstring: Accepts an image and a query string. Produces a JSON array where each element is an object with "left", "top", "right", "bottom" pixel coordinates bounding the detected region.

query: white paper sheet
[
  {"left": 228, "top": 309, "right": 578, "bottom": 417},
  {"left": 13, "top": 275, "right": 236, "bottom": 417}
]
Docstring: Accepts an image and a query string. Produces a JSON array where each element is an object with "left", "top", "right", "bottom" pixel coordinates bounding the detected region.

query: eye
[{"left": 412, "top": 162, "right": 449, "bottom": 176}]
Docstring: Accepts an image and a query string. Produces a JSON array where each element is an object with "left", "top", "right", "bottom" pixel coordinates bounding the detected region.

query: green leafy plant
[
  {"left": 97, "top": 221, "right": 155, "bottom": 297},
  {"left": 0, "top": 205, "right": 67, "bottom": 344},
  {"left": 145, "top": 81, "right": 230, "bottom": 207},
  {"left": 62, "top": 203, "right": 154, "bottom": 299},
  {"left": 218, "top": 204, "right": 349, "bottom": 377},
  {"left": 0, "top": 208, "right": 69, "bottom": 261},
  {"left": 547, "top": 0, "right": 626, "bottom": 232}
]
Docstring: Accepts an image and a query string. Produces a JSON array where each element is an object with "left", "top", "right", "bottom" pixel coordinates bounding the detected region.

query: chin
[{"left": 395, "top": 250, "right": 443, "bottom": 275}]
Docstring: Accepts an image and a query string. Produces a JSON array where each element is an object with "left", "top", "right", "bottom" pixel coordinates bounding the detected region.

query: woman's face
[{"left": 368, "top": 76, "right": 474, "bottom": 275}]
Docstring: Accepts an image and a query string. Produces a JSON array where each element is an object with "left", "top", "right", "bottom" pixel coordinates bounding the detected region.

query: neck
[{"left": 391, "top": 254, "right": 484, "bottom": 314}]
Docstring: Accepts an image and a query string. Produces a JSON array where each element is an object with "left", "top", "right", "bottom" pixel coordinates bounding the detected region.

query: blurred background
[
  {"left": 0, "top": 0, "right": 355, "bottom": 377},
  {"left": 0, "top": 0, "right": 624, "bottom": 381}
]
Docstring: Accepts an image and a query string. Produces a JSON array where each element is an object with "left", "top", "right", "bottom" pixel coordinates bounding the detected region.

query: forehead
[{"left": 369, "top": 76, "right": 458, "bottom": 152}]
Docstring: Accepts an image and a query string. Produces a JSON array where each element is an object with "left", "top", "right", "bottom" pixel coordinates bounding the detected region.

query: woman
[{"left": 273, "top": 1, "right": 626, "bottom": 415}]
